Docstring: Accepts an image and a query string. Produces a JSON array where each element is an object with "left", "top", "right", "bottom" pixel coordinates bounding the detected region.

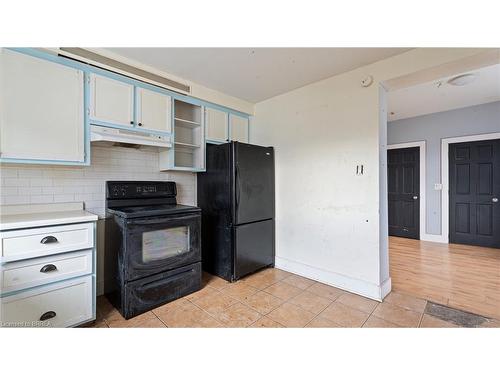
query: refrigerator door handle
[{"left": 235, "top": 164, "right": 241, "bottom": 210}]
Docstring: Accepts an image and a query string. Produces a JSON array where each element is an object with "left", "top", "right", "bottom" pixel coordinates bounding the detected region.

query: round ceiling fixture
[{"left": 447, "top": 73, "right": 477, "bottom": 86}]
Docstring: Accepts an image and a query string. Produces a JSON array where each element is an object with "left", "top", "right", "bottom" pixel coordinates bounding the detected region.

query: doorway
[
  {"left": 449, "top": 138, "right": 500, "bottom": 248},
  {"left": 387, "top": 146, "right": 420, "bottom": 239}
]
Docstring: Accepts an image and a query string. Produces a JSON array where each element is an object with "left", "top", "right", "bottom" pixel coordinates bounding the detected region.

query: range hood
[{"left": 90, "top": 125, "right": 172, "bottom": 149}]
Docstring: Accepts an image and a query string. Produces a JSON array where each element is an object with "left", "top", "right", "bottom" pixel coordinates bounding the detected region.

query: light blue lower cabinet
[{"left": 0, "top": 222, "right": 97, "bottom": 328}]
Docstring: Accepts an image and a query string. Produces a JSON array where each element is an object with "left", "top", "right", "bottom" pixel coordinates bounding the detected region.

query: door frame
[
  {"left": 387, "top": 141, "right": 427, "bottom": 241},
  {"left": 441, "top": 132, "right": 500, "bottom": 244}
]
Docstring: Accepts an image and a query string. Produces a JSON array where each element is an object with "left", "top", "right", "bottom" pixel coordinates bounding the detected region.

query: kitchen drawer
[
  {"left": 0, "top": 222, "right": 94, "bottom": 262},
  {"left": 0, "top": 249, "right": 93, "bottom": 294},
  {"left": 0, "top": 275, "right": 93, "bottom": 327}
]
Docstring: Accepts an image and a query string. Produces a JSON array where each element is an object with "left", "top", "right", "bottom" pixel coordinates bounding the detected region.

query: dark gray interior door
[
  {"left": 449, "top": 139, "right": 500, "bottom": 248},
  {"left": 388, "top": 147, "right": 420, "bottom": 239}
]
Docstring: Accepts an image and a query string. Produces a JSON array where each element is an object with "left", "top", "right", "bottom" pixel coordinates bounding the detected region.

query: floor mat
[{"left": 425, "top": 302, "right": 490, "bottom": 328}]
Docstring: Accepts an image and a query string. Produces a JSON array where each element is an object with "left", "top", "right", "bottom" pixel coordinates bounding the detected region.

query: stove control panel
[{"left": 106, "top": 181, "right": 177, "bottom": 199}]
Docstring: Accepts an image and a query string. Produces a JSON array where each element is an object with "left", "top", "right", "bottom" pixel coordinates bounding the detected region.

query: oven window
[{"left": 142, "top": 226, "right": 190, "bottom": 263}]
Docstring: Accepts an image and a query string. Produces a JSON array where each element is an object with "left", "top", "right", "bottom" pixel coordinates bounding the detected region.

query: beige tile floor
[{"left": 89, "top": 268, "right": 500, "bottom": 328}]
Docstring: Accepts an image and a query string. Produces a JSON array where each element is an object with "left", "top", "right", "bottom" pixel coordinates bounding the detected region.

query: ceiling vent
[{"left": 58, "top": 47, "right": 191, "bottom": 94}]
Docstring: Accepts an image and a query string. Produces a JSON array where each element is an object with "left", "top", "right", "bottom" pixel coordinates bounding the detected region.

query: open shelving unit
[{"left": 159, "top": 99, "right": 205, "bottom": 171}]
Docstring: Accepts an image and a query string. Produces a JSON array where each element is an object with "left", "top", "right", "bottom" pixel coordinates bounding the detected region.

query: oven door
[{"left": 124, "top": 213, "right": 201, "bottom": 281}]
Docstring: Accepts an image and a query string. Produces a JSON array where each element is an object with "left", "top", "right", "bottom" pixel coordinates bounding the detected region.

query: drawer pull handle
[
  {"left": 40, "top": 264, "right": 58, "bottom": 273},
  {"left": 40, "top": 236, "right": 58, "bottom": 244},
  {"left": 40, "top": 311, "right": 56, "bottom": 321}
]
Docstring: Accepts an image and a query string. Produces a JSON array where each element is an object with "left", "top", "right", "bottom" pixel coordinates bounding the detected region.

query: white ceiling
[
  {"left": 106, "top": 48, "right": 411, "bottom": 103},
  {"left": 388, "top": 64, "right": 500, "bottom": 121}
]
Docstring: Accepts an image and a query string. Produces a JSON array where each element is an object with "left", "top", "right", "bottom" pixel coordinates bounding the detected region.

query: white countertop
[{"left": 0, "top": 203, "right": 98, "bottom": 231}]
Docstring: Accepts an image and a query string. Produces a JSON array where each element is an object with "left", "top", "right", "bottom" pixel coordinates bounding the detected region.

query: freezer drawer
[{"left": 234, "top": 220, "right": 275, "bottom": 280}]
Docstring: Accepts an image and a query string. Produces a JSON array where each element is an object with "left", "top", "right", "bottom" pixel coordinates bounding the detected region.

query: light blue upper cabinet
[
  {"left": 136, "top": 87, "right": 172, "bottom": 134},
  {"left": 89, "top": 73, "right": 135, "bottom": 128},
  {"left": 205, "top": 107, "right": 251, "bottom": 145},
  {"left": 89, "top": 73, "right": 173, "bottom": 135},
  {"left": 0, "top": 49, "right": 88, "bottom": 165},
  {"left": 205, "top": 107, "right": 229, "bottom": 144},
  {"left": 229, "top": 113, "right": 250, "bottom": 143}
]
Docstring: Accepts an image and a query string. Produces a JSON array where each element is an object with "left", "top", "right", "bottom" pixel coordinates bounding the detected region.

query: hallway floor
[
  {"left": 90, "top": 267, "right": 499, "bottom": 328},
  {"left": 389, "top": 236, "right": 500, "bottom": 320}
]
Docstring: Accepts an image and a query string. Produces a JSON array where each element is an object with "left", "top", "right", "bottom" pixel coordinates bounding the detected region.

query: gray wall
[{"left": 388, "top": 101, "right": 500, "bottom": 235}]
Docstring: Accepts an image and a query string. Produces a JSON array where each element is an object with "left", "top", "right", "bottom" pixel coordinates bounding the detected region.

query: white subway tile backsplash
[
  {"left": 19, "top": 187, "right": 43, "bottom": 195},
  {"left": 62, "top": 186, "right": 85, "bottom": 194},
  {"left": 4, "top": 196, "right": 30, "bottom": 205},
  {"left": 18, "top": 169, "right": 44, "bottom": 178},
  {"left": 30, "top": 195, "right": 55, "bottom": 204},
  {"left": 74, "top": 193, "right": 95, "bottom": 202},
  {"left": 42, "top": 186, "right": 65, "bottom": 195},
  {"left": 0, "top": 145, "right": 196, "bottom": 217},
  {"left": 43, "top": 169, "right": 85, "bottom": 178},
  {"left": 0, "top": 187, "right": 18, "bottom": 196},
  {"left": 2, "top": 178, "right": 30, "bottom": 187},
  {"left": 53, "top": 194, "right": 75, "bottom": 203},
  {"left": 30, "top": 178, "right": 53, "bottom": 187},
  {"left": 0, "top": 169, "right": 18, "bottom": 178},
  {"left": 83, "top": 185, "right": 104, "bottom": 194}
]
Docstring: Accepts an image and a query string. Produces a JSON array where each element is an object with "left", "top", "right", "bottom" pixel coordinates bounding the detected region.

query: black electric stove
[{"left": 104, "top": 181, "right": 202, "bottom": 319}]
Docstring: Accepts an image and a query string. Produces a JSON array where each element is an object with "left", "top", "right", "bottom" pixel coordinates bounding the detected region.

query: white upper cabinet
[
  {"left": 0, "top": 49, "right": 85, "bottom": 163},
  {"left": 136, "top": 88, "right": 172, "bottom": 133},
  {"left": 205, "top": 107, "right": 229, "bottom": 143},
  {"left": 229, "top": 114, "right": 249, "bottom": 143},
  {"left": 89, "top": 73, "right": 134, "bottom": 127}
]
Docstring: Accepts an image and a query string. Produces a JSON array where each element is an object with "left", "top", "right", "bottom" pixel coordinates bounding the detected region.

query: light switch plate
[{"left": 434, "top": 183, "right": 443, "bottom": 190}]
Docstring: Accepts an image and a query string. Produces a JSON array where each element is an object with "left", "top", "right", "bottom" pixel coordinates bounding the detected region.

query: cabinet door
[
  {"left": 136, "top": 87, "right": 172, "bottom": 133},
  {"left": 89, "top": 73, "right": 134, "bottom": 127},
  {"left": 205, "top": 107, "right": 228, "bottom": 143},
  {"left": 229, "top": 114, "right": 249, "bottom": 143},
  {"left": 0, "top": 49, "right": 85, "bottom": 163}
]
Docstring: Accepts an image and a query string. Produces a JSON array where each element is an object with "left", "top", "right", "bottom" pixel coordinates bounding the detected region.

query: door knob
[
  {"left": 413, "top": 196, "right": 418, "bottom": 200},
  {"left": 493, "top": 197, "right": 499, "bottom": 203}
]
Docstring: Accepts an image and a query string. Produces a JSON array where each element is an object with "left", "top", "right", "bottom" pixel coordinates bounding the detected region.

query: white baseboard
[
  {"left": 420, "top": 233, "right": 448, "bottom": 243},
  {"left": 275, "top": 256, "right": 387, "bottom": 302}
]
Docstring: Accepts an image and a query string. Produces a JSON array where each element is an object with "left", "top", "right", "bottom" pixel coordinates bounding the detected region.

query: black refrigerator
[{"left": 197, "top": 142, "right": 275, "bottom": 282}]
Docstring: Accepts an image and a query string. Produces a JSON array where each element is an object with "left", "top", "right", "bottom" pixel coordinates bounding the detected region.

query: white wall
[
  {"left": 378, "top": 86, "right": 390, "bottom": 294},
  {"left": 250, "top": 48, "right": 493, "bottom": 300}
]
